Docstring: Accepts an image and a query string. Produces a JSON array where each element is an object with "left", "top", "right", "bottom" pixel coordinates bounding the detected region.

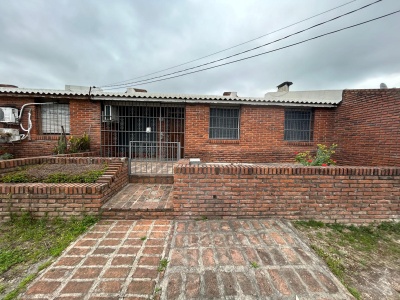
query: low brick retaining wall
[
  {"left": 0, "top": 156, "right": 128, "bottom": 222},
  {"left": 173, "top": 162, "right": 400, "bottom": 223}
]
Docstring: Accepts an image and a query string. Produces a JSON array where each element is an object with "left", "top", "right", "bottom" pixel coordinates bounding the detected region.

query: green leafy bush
[
  {"left": 295, "top": 144, "right": 337, "bottom": 166},
  {"left": 68, "top": 133, "right": 90, "bottom": 153},
  {"left": 1, "top": 172, "right": 32, "bottom": 183},
  {"left": 43, "top": 170, "right": 104, "bottom": 183}
]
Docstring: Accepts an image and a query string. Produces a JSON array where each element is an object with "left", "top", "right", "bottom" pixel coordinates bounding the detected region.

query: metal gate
[
  {"left": 100, "top": 101, "right": 185, "bottom": 174},
  {"left": 129, "top": 141, "right": 181, "bottom": 174}
]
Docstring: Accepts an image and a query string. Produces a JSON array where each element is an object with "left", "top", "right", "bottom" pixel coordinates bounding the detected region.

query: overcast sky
[{"left": 1, "top": 0, "right": 399, "bottom": 96}]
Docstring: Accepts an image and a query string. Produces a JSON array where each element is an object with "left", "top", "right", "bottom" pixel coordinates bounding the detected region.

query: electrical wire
[
  {"left": 102, "top": 0, "right": 382, "bottom": 90},
  {"left": 100, "top": 0, "right": 358, "bottom": 88},
  {"left": 102, "top": 9, "right": 400, "bottom": 88}
]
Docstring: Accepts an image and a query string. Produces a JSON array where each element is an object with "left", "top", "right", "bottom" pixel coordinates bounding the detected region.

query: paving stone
[
  {"left": 255, "top": 269, "right": 274, "bottom": 297},
  {"left": 166, "top": 272, "right": 182, "bottom": 299},
  {"left": 95, "top": 280, "right": 123, "bottom": 293},
  {"left": 186, "top": 248, "right": 199, "bottom": 267},
  {"left": 127, "top": 280, "right": 155, "bottom": 295},
  {"left": 132, "top": 267, "right": 159, "bottom": 280},
  {"left": 83, "top": 256, "right": 109, "bottom": 266},
  {"left": 203, "top": 271, "right": 220, "bottom": 298},
  {"left": 268, "top": 269, "right": 292, "bottom": 296},
  {"left": 93, "top": 247, "right": 116, "bottom": 255},
  {"left": 220, "top": 272, "right": 237, "bottom": 296},
  {"left": 296, "top": 269, "right": 325, "bottom": 293},
  {"left": 102, "top": 267, "right": 132, "bottom": 279},
  {"left": 201, "top": 248, "right": 215, "bottom": 267},
  {"left": 72, "top": 267, "right": 103, "bottom": 279},
  {"left": 138, "top": 256, "right": 161, "bottom": 266},
  {"left": 61, "top": 280, "right": 95, "bottom": 294},
  {"left": 42, "top": 268, "right": 71, "bottom": 280},
  {"left": 185, "top": 273, "right": 200, "bottom": 298},
  {"left": 25, "top": 281, "right": 61, "bottom": 295},
  {"left": 236, "top": 271, "right": 258, "bottom": 296},
  {"left": 280, "top": 268, "right": 307, "bottom": 295}
]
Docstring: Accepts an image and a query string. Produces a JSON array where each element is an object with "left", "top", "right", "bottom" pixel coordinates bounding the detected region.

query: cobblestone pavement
[{"left": 23, "top": 219, "right": 353, "bottom": 299}]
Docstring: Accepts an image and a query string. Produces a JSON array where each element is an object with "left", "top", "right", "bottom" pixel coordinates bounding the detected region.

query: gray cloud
[{"left": 1, "top": 0, "right": 399, "bottom": 95}]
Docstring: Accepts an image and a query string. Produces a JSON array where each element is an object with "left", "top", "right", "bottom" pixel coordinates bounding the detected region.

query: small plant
[
  {"left": 54, "top": 134, "right": 67, "bottom": 154},
  {"left": 68, "top": 132, "right": 90, "bottom": 153},
  {"left": 140, "top": 236, "right": 147, "bottom": 241},
  {"left": 295, "top": 144, "right": 337, "bottom": 166},
  {"left": 157, "top": 258, "right": 169, "bottom": 272},
  {"left": 250, "top": 261, "right": 259, "bottom": 268},
  {"left": 0, "top": 153, "right": 14, "bottom": 160},
  {"left": 0, "top": 171, "right": 31, "bottom": 183}
]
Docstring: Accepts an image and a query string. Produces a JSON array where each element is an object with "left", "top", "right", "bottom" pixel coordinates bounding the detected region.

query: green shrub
[
  {"left": 43, "top": 170, "right": 104, "bottom": 183},
  {"left": 68, "top": 133, "right": 90, "bottom": 153},
  {"left": 295, "top": 144, "right": 337, "bottom": 166},
  {"left": 1, "top": 171, "right": 31, "bottom": 183}
]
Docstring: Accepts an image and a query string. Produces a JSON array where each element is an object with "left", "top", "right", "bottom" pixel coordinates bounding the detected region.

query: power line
[
  {"left": 103, "top": 9, "right": 400, "bottom": 88},
  {"left": 102, "top": 0, "right": 381, "bottom": 90},
  {"left": 100, "top": 0, "right": 357, "bottom": 88}
]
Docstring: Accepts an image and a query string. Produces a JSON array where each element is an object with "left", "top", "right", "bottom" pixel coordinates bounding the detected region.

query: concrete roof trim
[{"left": 264, "top": 90, "right": 343, "bottom": 105}]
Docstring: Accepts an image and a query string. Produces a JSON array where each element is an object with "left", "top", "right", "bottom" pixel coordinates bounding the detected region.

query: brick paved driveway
[{"left": 22, "top": 219, "right": 352, "bottom": 299}]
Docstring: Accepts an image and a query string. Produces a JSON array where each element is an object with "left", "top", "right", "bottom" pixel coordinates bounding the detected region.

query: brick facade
[
  {"left": 0, "top": 95, "right": 101, "bottom": 158},
  {"left": 0, "top": 88, "right": 398, "bottom": 167},
  {"left": 184, "top": 104, "right": 335, "bottom": 163},
  {"left": 173, "top": 161, "right": 400, "bottom": 223},
  {"left": 335, "top": 89, "right": 400, "bottom": 166},
  {"left": 0, "top": 156, "right": 128, "bottom": 222}
]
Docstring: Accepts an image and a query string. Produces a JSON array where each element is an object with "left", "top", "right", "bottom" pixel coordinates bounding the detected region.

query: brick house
[{"left": 0, "top": 82, "right": 398, "bottom": 169}]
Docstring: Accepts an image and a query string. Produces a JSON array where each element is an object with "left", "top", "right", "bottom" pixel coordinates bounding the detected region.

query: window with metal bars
[
  {"left": 209, "top": 107, "right": 240, "bottom": 139},
  {"left": 284, "top": 109, "right": 313, "bottom": 141},
  {"left": 40, "top": 103, "right": 70, "bottom": 134}
]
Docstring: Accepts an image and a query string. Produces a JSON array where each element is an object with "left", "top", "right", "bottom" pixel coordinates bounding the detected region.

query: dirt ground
[
  {"left": 24, "top": 163, "right": 105, "bottom": 180},
  {"left": 295, "top": 221, "right": 400, "bottom": 300}
]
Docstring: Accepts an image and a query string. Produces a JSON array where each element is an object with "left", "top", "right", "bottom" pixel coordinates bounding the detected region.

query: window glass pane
[
  {"left": 209, "top": 107, "right": 239, "bottom": 139},
  {"left": 41, "top": 104, "right": 70, "bottom": 134},
  {"left": 284, "top": 109, "right": 313, "bottom": 141}
]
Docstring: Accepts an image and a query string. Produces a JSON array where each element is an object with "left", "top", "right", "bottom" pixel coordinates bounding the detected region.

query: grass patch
[
  {"left": 250, "top": 261, "right": 259, "bottom": 269},
  {"left": 157, "top": 258, "right": 169, "bottom": 272},
  {"left": 294, "top": 220, "right": 400, "bottom": 299},
  {"left": 0, "top": 213, "right": 98, "bottom": 298}
]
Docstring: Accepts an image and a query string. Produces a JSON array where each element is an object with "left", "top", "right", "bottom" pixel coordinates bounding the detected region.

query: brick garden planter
[
  {"left": 0, "top": 156, "right": 128, "bottom": 222},
  {"left": 173, "top": 161, "right": 400, "bottom": 224}
]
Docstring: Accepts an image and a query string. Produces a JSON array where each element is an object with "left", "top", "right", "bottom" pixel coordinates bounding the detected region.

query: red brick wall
[
  {"left": 0, "top": 96, "right": 101, "bottom": 158},
  {"left": 335, "top": 89, "right": 400, "bottom": 166},
  {"left": 173, "top": 162, "right": 400, "bottom": 224},
  {"left": 0, "top": 157, "right": 128, "bottom": 222},
  {"left": 184, "top": 104, "right": 335, "bottom": 163}
]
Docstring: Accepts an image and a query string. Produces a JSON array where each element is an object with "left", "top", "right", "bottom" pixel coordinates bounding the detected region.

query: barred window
[
  {"left": 284, "top": 109, "right": 313, "bottom": 141},
  {"left": 209, "top": 107, "right": 240, "bottom": 139},
  {"left": 41, "top": 103, "right": 70, "bottom": 134}
]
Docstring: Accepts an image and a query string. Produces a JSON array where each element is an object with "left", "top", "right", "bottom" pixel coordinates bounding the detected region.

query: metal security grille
[
  {"left": 284, "top": 109, "right": 313, "bottom": 141},
  {"left": 101, "top": 101, "right": 185, "bottom": 174},
  {"left": 209, "top": 107, "right": 240, "bottom": 139},
  {"left": 129, "top": 141, "right": 181, "bottom": 174},
  {"left": 40, "top": 104, "right": 70, "bottom": 134}
]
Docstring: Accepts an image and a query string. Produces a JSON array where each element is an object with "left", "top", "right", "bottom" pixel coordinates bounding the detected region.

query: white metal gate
[{"left": 129, "top": 141, "right": 181, "bottom": 174}]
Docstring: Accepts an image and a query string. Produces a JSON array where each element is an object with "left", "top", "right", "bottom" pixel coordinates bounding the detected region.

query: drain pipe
[{"left": 19, "top": 102, "right": 56, "bottom": 140}]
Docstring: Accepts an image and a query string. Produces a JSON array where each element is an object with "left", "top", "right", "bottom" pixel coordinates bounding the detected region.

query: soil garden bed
[{"left": 0, "top": 163, "right": 107, "bottom": 183}]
